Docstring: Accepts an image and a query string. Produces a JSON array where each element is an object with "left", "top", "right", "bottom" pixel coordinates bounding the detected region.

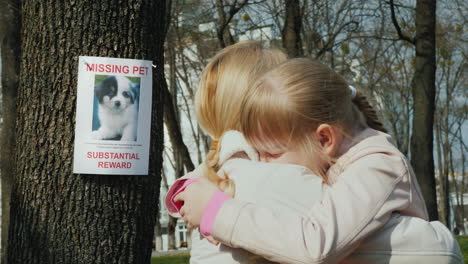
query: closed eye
[
  {"left": 259, "top": 151, "right": 284, "bottom": 162},
  {"left": 268, "top": 153, "right": 283, "bottom": 159}
]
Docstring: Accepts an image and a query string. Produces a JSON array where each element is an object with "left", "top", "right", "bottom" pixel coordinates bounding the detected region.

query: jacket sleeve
[{"left": 211, "top": 153, "right": 419, "bottom": 264}]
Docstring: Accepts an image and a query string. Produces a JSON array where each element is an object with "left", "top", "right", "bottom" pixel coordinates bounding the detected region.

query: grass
[
  {"left": 151, "top": 253, "right": 190, "bottom": 264},
  {"left": 456, "top": 236, "right": 468, "bottom": 263},
  {"left": 152, "top": 238, "right": 468, "bottom": 264}
]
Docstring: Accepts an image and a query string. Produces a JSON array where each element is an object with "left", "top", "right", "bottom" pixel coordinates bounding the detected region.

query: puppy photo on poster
[{"left": 92, "top": 75, "right": 140, "bottom": 141}]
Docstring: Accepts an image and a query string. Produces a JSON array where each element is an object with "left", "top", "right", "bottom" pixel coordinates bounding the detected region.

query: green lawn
[
  {"left": 151, "top": 253, "right": 190, "bottom": 264},
  {"left": 456, "top": 236, "right": 468, "bottom": 263},
  {"left": 152, "top": 238, "right": 468, "bottom": 264}
]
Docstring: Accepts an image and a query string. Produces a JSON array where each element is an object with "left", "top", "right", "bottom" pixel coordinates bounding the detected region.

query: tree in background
[
  {"left": 0, "top": 0, "right": 21, "bottom": 262},
  {"left": 6, "top": 1, "right": 166, "bottom": 263},
  {"left": 353, "top": 1, "right": 414, "bottom": 156},
  {"left": 216, "top": 0, "right": 248, "bottom": 48},
  {"left": 434, "top": 7, "right": 466, "bottom": 229},
  {"left": 282, "top": 0, "right": 303, "bottom": 57},
  {"left": 390, "top": 0, "right": 438, "bottom": 220}
]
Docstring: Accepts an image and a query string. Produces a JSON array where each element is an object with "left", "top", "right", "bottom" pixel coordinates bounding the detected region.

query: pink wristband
[{"left": 200, "top": 191, "right": 232, "bottom": 237}]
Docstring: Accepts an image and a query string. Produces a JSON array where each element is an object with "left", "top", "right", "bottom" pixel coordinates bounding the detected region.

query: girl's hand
[{"left": 174, "top": 177, "right": 219, "bottom": 229}]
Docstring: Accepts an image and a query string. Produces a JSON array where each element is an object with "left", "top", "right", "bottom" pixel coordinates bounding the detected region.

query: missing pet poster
[{"left": 73, "top": 56, "right": 152, "bottom": 175}]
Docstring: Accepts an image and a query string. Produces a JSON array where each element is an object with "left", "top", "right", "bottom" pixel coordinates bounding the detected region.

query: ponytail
[
  {"left": 205, "top": 139, "right": 236, "bottom": 197},
  {"left": 352, "top": 91, "right": 387, "bottom": 133}
]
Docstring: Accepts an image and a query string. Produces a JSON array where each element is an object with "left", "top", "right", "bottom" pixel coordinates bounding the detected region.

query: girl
[
  {"left": 173, "top": 58, "right": 462, "bottom": 263},
  {"left": 167, "top": 40, "right": 294, "bottom": 263}
]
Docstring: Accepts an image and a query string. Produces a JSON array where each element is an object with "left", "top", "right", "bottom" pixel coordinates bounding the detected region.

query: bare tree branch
[
  {"left": 389, "top": 0, "right": 415, "bottom": 44},
  {"left": 162, "top": 83, "right": 195, "bottom": 172}
]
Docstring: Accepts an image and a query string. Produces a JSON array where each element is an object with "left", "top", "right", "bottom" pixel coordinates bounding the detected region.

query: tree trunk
[
  {"left": 0, "top": 0, "right": 21, "bottom": 264},
  {"left": 282, "top": 0, "right": 302, "bottom": 57},
  {"left": 409, "top": 0, "right": 438, "bottom": 220},
  {"left": 167, "top": 216, "right": 177, "bottom": 250},
  {"left": 0, "top": 0, "right": 21, "bottom": 262},
  {"left": 154, "top": 213, "right": 163, "bottom": 251},
  {"left": 7, "top": 1, "right": 166, "bottom": 263},
  {"left": 435, "top": 117, "right": 448, "bottom": 225},
  {"left": 460, "top": 136, "right": 466, "bottom": 233},
  {"left": 215, "top": 0, "right": 246, "bottom": 48},
  {"left": 163, "top": 85, "right": 195, "bottom": 172},
  {"left": 167, "top": 153, "right": 183, "bottom": 250},
  {"left": 215, "top": 0, "right": 234, "bottom": 48}
]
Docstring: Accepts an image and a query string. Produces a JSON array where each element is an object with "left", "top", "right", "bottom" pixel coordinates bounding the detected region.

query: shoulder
[
  {"left": 346, "top": 129, "right": 404, "bottom": 159},
  {"left": 331, "top": 129, "right": 410, "bottom": 180}
]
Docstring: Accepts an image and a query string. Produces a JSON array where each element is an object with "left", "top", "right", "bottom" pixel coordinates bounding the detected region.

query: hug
[{"left": 165, "top": 41, "right": 462, "bottom": 263}]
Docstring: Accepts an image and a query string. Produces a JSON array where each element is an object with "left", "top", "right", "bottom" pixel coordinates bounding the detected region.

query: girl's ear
[{"left": 315, "top": 124, "right": 342, "bottom": 157}]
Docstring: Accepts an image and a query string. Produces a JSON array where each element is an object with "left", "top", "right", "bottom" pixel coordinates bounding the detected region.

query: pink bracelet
[{"left": 200, "top": 191, "right": 232, "bottom": 237}]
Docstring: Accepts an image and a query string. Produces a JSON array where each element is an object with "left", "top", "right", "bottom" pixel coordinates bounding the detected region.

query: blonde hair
[
  {"left": 195, "top": 41, "right": 287, "bottom": 196},
  {"left": 241, "top": 58, "right": 386, "bottom": 179}
]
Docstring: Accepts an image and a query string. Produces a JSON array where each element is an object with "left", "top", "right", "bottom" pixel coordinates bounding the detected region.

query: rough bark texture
[
  {"left": 282, "top": 0, "right": 302, "bottom": 58},
  {"left": 154, "top": 214, "right": 162, "bottom": 251},
  {"left": 7, "top": 1, "right": 166, "bottom": 263},
  {"left": 0, "top": 0, "right": 21, "bottom": 262},
  {"left": 435, "top": 117, "right": 449, "bottom": 226},
  {"left": 167, "top": 216, "right": 177, "bottom": 250},
  {"left": 410, "top": 0, "right": 438, "bottom": 220}
]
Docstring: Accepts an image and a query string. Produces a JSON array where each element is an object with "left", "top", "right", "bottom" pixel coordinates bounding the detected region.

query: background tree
[
  {"left": 215, "top": 0, "right": 248, "bottom": 48},
  {"left": 434, "top": 12, "right": 466, "bottom": 228},
  {"left": 163, "top": 0, "right": 195, "bottom": 174},
  {"left": 390, "top": 0, "right": 438, "bottom": 220},
  {"left": 0, "top": 0, "right": 21, "bottom": 262},
  {"left": 6, "top": 1, "right": 166, "bottom": 263},
  {"left": 352, "top": 1, "right": 414, "bottom": 156},
  {"left": 282, "top": 0, "right": 303, "bottom": 57}
]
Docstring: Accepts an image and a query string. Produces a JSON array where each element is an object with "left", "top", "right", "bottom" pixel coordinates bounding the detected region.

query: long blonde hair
[
  {"left": 195, "top": 41, "right": 287, "bottom": 196},
  {"left": 241, "top": 58, "right": 386, "bottom": 179}
]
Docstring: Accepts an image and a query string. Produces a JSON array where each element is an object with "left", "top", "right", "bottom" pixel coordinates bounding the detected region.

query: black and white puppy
[{"left": 92, "top": 76, "right": 139, "bottom": 141}]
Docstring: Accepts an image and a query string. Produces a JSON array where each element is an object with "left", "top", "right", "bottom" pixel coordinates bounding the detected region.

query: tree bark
[
  {"left": 390, "top": 0, "right": 438, "bottom": 221},
  {"left": 154, "top": 212, "right": 163, "bottom": 251},
  {"left": 409, "top": 0, "right": 438, "bottom": 220},
  {"left": 435, "top": 117, "right": 448, "bottom": 225},
  {"left": 282, "top": 0, "right": 303, "bottom": 57},
  {"left": 0, "top": 0, "right": 21, "bottom": 262},
  {"left": 7, "top": 1, "right": 166, "bottom": 263},
  {"left": 459, "top": 133, "right": 466, "bottom": 233},
  {"left": 167, "top": 216, "right": 177, "bottom": 250}
]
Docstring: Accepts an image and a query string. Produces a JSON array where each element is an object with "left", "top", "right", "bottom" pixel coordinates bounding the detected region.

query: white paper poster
[{"left": 73, "top": 56, "right": 152, "bottom": 175}]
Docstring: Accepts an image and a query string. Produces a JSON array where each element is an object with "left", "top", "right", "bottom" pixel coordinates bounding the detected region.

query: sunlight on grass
[
  {"left": 151, "top": 253, "right": 190, "bottom": 264},
  {"left": 456, "top": 236, "right": 468, "bottom": 263}
]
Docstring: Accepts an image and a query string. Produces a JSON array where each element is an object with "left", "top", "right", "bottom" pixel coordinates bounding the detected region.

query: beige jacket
[
  {"left": 190, "top": 159, "right": 323, "bottom": 264},
  {"left": 207, "top": 129, "right": 461, "bottom": 263}
]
